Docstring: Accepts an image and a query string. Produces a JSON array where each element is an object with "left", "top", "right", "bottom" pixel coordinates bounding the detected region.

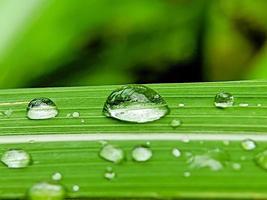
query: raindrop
[
  {"left": 72, "top": 112, "right": 80, "bottom": 118},
  {"left": 104, "top": 166, "right": 116, "bottom": 180},
  {"left": 214, "top": 92, "right": 234, "bottom": 108},
  {"left": 223, "top": 140, "right": 230, "bottom": 146},
  {"left": 27, "top": 98, "right": 58, "bottom": 120},
  {"left": 241, "top": 139, "right": 256, "bottom": 151},
  {"left": 187, "top": 148, "right": 229, "bottom": 171},
  {"left": 72, "top": 185, "right": 80, "bottom": 192},
  {"left": 27, "top": 182, "right": 65, "bottom": 200},
  {"left": 178, "top": 103, "right": 185, "bottom": 107},
  {"left": 239, "top": 103, "right": 249, "bottom": 107},
  {"left": 103, "top": 85, "right": 169, "bottom": 123},
  {"left": 183, "top": 171, "right": 191, "bottom": 178},
  {"left": 170, "top": 119, "right": 181, "bottom": 129},
  {"left": 257, "top": 104, "right": 262, "bottom": 107},
  {"left": 51, "top": 172, "right": 62, "bottom": 181},
  {"left": 1, "top": 149, "right": 31, "bottom": 169},
  {"left": 232, "top": 162, "right": 242, "bottom": 171},
  {"left": 99, "top": 144, "right": 125, "bottom": 164},
  {"left": 132, "top": 145, "right": 152, "bottom": 162},
  {"left": 172, "top": 148, "right": 181, "bottom": 158},
  {"left": 255, "top": 150, "right": 267, "bottom": 170}
]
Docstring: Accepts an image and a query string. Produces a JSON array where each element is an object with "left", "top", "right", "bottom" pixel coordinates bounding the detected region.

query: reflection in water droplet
[
  {"left": 241, "top": 139, "right": 256, "bottom": 151},
  {"left": 132, "top": 146, "right": 152, "bottom": 162},
  {"left": 52, "top": 172, "right": 62, "bottom": 181},
  {"left": 28, "top": 182, "right": 65, "bottom": 200},
  {"left": 27, "top": 98, "right": 58, "bottom": 120},
  {"left": 103, "top": 85, "right": 169, "bottom": 123},
  {"left": 99, "top": 144, "right": 125, "bottom": 164},
  {"left": 214, "top": 92, "right": 234, "bottom": 108},
  {"left": 104, "top": 167, "right": 116, "bottom": 180},
  {"left": 1, "top": 149, "right": 31, "bottom": 168},
  {"left": 172, "top": 148, "right": 181, "bottom": 158},
  {"left": 170, "top": 119, "right": 181, "bottom": 129},
  {"left": 255, "top": 150, "right": 267, "bottom": 170},
  {"left": 187, "top": 148, "right": 229, "bottom": 171}
]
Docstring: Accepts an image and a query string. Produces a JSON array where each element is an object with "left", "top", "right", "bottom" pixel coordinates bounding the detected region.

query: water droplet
[
  {"left": 223, "top": 140, "right": 230, "bottom": 146},
  {"left": 104, "top": 167, "right": 116, "bottom": 180},
  {"left": 255, "top": 150, "right": 267, "bottom": 170},
  {"left": 99, "top": 144, "right": 125, "bottom": 164},
  {"left": 172, "top": 148, "right": 181, "bottom": 158},
  {"left": 239, "top": 103, "right": 249, "bottom": 107},
  {"left": 3, "top": 109, "right": 13, "bottom": 117},
  {"left": 187, "top": 148, "right": 229, "bottom": 171},
  {"left": 81, "top": 119, "right": 85, "bottom": 123},
  {"left": 1, "top": 149, "right": 31, "bottom": 168},
  {"left": 28, "top": 182, "right": 65, "bottom": 200},
  {"left": 232, "top": 162, "right": 242, "bottom": 171},
  {"left": 240, "top": 156, "right": 246, "bottom": 161},
  {"left": 72, "top": 112, "right": 80, "bottom": 118},
  {"left": 170, "top": 119, "right": 182, "bottom": 128},
  {"left": 132, "top": 146, "right": 152, "bottom": 162},
  {"left": 178, "top": 103, "right": 185, "bottom": 107},
  {"left": 214, "top": 92, "right": 234, "bottom": 108},
  {"left": 181, "top": 137, "right": 190, "bottom": 143},
  {"left": 66, "top": 113, "right": 71, "bottom": 118},
  {"left": 52, "top": 172, "right": 62, "bottom": 181},
  {"left": 72, "top": 185, "right": 80, "bottom": 192},
  {"left": 183, "top": 171, "right": 191, "bottom": 178},
  {"left": 27, "top": 98, "right": 58, "bottom": 120},
  {"left": 103, "top": 85, "right": 169, "bottom": 123},
  {"left": 257, "top": 104, "right": 262, "bottom": 107},
  {"left": 241, "top": 139, "right": 256, "bottom": 151}
]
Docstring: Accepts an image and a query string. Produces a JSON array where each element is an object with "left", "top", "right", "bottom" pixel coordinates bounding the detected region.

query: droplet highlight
[
  {"left": 1, "top": 149, "right": 31, "bottom": 169},
  {"left": 103, "top": 85, "right": 169, "bottom": 123},
  {"left": 214, "top": 92, "right": 234, "bottom": 108},
  {"left": 27, "top": 98, "right": 58, "bottom": 120}
]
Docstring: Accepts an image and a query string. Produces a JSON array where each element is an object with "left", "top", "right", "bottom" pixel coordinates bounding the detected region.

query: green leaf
[{"left": 0, "top": 80, "right": 267, "bottom": 199}]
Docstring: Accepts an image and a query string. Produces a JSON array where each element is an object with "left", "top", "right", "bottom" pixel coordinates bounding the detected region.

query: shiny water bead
[
  {"left": 214, "top": 92, "right": 234, "bottom": 108},
  {"left": 103, "top": 85, "right": 169, "bottom": 123},
  {"left": 27, "top": 98, "right": 58, "bottom": 119},
  {"left": 132, "top": 146, "right": 152, "bottom": 162},
  {"left": 1, "top": 149, "right": 31, "bottom": 168},
  {"left": 255, "top": 150, "right": 267, "bottom": 170},
  {"left": 241, "top": 139, "right": 256, "bottom": 151},
  {"left": 99, "top": 144, "right": 125, "bottom": 163}
]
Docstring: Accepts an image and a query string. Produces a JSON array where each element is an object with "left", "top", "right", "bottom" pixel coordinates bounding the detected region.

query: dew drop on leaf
[
  {"left": 1, "top": 149, "right": 31, "bottom": 169},
  {"left": 170, "top": 119, "right": 182, "bottom": 128},
  {"left": 99, "top": 144, "right": 125, "bottom": 164},
  {"left": 103, "top": 85, "right": 169, "bottom": 123},
  {"left": 27, "top": 98, "right": 58, "bottom": 120},
  {"left": 241, "top": 139, "right": 256, "bottom": 151},
  {"left": 172, "top": 148, "right": 181, "bottom": 158},
  {"left": 214, "top": 92, "right": 234, "bottom": 108},
  {"left": 104, "top": 166, "right": 116, "bottom": 180},
  {"left": 27, "top": 182, "right": 66, "bottom": 200},
  {"left": 72, "top": 185, "right": 80, "bottom": 192},
  {"left": 132, "top": 145, "right": 152, "bottom": 162},
  {"left": 51, "top": 172, "right": 63, "bottom": 181},
  {"left": 255, "top": 150, "right": 267, "bottom": 170},
  {"left": 72, "top": 112, "right": 80, "bottom": 118}
]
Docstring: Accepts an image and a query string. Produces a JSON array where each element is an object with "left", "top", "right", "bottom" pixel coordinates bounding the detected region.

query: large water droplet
[
  {"left": 103, "top": 85, "right": 169, "bottom": 123},
  {"left": 214, "top": 92, "right": 234, "bottom": 108},
  {"left": 28, "top": 182, "right": 65, "bottom": 200},
  {"left": 255, "top": 150, "right": 267, "bottom": 170},
  {"left": 99, "top": 144, "right": 125, "bottom": 164},
  {"left": 132, "top": 145, "right": 152, "bottom": 162},
  {"left": 1, "top": 149, "right": 31, "bottom": 168},
  {"left": 241, "top": 139, "right": 256, "bottom": 151},
  {"left": 187, "top": 148, "right": 229, "bottom": 171},
  {"left": 27, "top": 98, "right": 58, "bottom": 120}
]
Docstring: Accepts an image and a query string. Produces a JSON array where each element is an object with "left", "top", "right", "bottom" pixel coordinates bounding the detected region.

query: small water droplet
[
  {"left": 27, "top": 98, "right": 58, "bottom": 120},
  {"left": 104, "top": 167, "right": 116, "bottom": 180},
  {"left": 239, "top": 103, "right": 249, "bottom": 107},
  {"left": 178, "top": 103, "right": 185, "bottom": 107},
  {"left": 181, "top": 137, "right": 190, "bottom": 143},
  {"left": 132, "top": 146, "right": 152, "bottom": 162},
  {"left": 1, "top": 149, "right": 31, "bottom": 168},
  {"left": 99, "top": 144, "right": 125, "bottom": 164},
  {"left": 81, "top": 119, "right": 85, "bottom": 123},
  {"left": 72, "top": 185, "right": 80, "bottom": 192},
  {"left": 66, "top": 113, "right": 71, "bottom": 118},
  {"left": 172, "top": 148, "right": 181, "bottom": 158},
  {"left": 187, "top": 148, "right": 229, "bottom": 171},
  {"left": 223, "top": 140, "right": 230, "bottom": 146},
  {"left": 52, "top": 172, "right": 62, "bottom": 181},
  {"left": 3, "top": 109, "right": 13, "bottom": 117},
  {"left": 214, "top": 92, "right": 234, "bottom": 108},
  {"left": 241, "top": 139, "right": 256, "bottom": 151},
  {"left": 170, "top": 119, "right": 182, "bottom": 128},
  {"left": 103, "top": 85, "right": 169, "bottom": 123},
  {"left": 28, "top": 182, "right": 65, "bottom": 200},
  {"left": 72, "top": 112, "right": 80, "bottom": 118},
  {"left": 255, "top": 150, "right": 267, "bottom": 170},
  {"left": 183, "top": 171, "right": 191, "bottom": 178},
  {"left": 232, "top": 162, "right": 242, "bottom": 171},
  {"left": 240, "top": 156, "right": 246, "bottom": 161}
]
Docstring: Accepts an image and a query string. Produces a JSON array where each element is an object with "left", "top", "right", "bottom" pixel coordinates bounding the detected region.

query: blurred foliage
[{"left": 0, "top": 0, "right": 267, "bottom": 88}]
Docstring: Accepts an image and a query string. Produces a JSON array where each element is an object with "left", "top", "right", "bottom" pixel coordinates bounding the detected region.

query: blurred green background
[{"left": 0, "top": 0, "right": 266, "bottom": 89}]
